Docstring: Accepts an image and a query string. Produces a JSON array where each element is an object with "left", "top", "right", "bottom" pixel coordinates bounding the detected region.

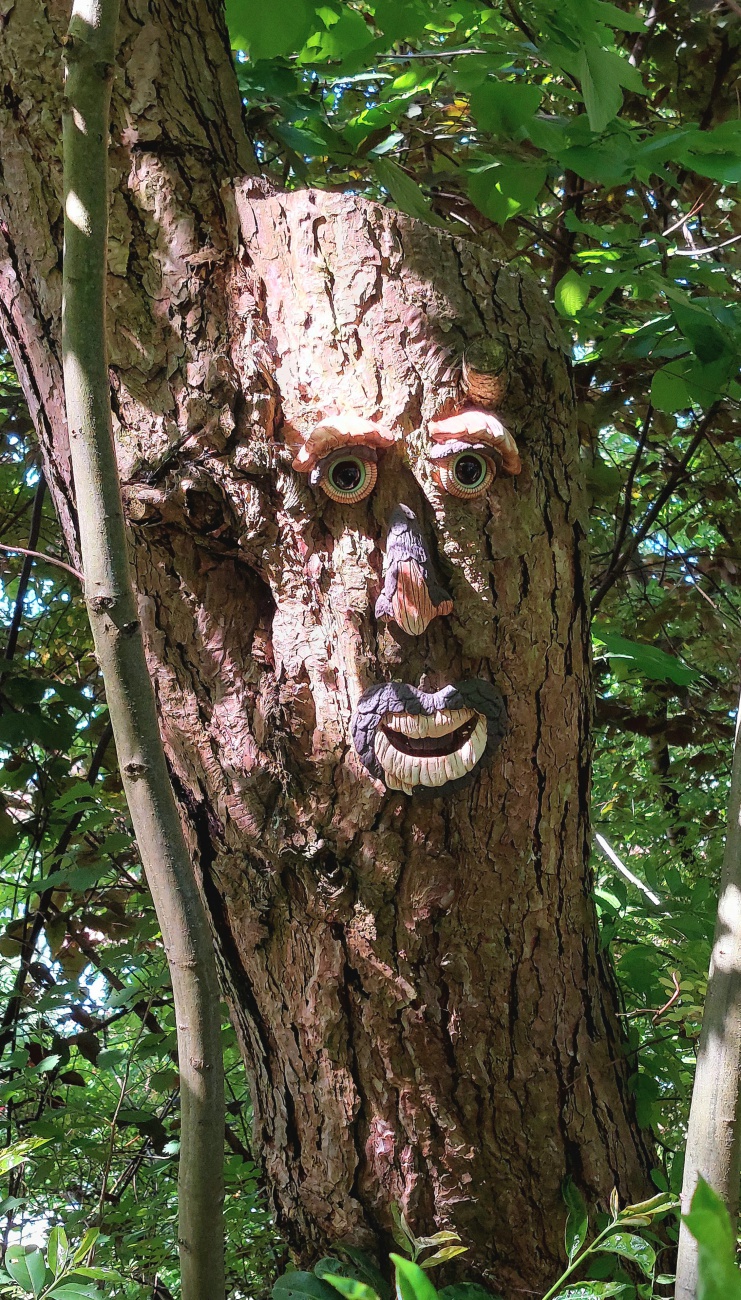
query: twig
[
  {"left": 652, "top": 971, "right": 682, "bottom": 1024},
  {"left": 380, "top": 47, "right": 487, "bottom": 60},
  {"left": 670, "top": 232, "right": 741, "bottom": 257},
  {"left": 595, "top": 832, "right": 661, "bottom": 906},
  {"left": 0, "top": 542, "right": 83, "bottom": 582},
  {"left": 3, "top": 476, "right": 47, "bottom": 660},
  {"left": 605, "top": 411, "right": 652, "bottom": 583},
  {"left": 592, "top": 405, "right": 720, "bottom": 611},
  {"left": 92, "top": 1002, "right": 153, "bottom": 1248}
]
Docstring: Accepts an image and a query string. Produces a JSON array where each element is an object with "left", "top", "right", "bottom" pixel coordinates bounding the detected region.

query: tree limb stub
[{"left": 61, "top": 3, "right": 225, "bottom": 1296}]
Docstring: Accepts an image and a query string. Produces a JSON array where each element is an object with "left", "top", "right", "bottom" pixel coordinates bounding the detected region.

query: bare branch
[{"left": 0, "top": 541, "right": 82, "bottom": 583}]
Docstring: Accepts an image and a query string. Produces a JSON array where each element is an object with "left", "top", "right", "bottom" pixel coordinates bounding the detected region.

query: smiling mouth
[
  {"left": 351, "top": 679, "right": 506, "bottom": 797},
  {"left": 375, "top": 708, "right": 487, "bottom": 792}
]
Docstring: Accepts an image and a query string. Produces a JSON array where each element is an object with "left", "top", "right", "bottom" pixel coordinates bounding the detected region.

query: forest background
[{"left": 0, "top": 0, "right": 740, "bottom": 1294}]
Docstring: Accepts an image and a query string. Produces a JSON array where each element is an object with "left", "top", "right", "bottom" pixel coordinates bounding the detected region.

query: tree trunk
[{"left": 0, "top": 1, "right": 653, "bottom": 1293}]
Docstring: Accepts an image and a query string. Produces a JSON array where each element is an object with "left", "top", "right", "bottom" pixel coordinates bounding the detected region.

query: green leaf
[
  {"left": 593, "top": 628, "right": 701, "bottom": 687},
  {"left": 685, "top": 355, "right": 739, "bottom": 407},
  {"left": 391, "top": 1255, "right": 440, "bottom": 1300},
  {"left": 563, "top": 1178, "right": 589, "bottom": 1263},
  {"left": 468, "top": 162, "right": 547, "bottom": 225},
  {"left": 595, "top": 1231, "right": 656, "bottom": 1278},
  {"left": 663, "top": 290, "right": 735, "bottom": 366},
  {"left": 71, "top": 1228, "right": 99, "bottom": 1266},
  {"left": 0, "top": 1137, "right": 50, "bottom": 1176},
  {"left": 48, "top": 1287, "right": 101, "bottom": 1300},
  {"left": 374, "top": 158, "right": 449, "bottom": 228},
  {"left": 684, "top": 1177, "right": 741, "bottom": 1300},
  {"left": 650, "top": 363, "right": 693, "bottom": 414},
  {"left": 555, "top": 270, "right": 590, "bottom": 318},
  {"left": 578, "top": 44, "right": 623, "bottom": 134},
  {"left": 273, "top": 1272, "right": 339, "bottom": 1300},
  {"left": 5, "top": 1247, "right": 37, "bottom": 1293},
  {"left": 66, "top": 1266, "right": 125, "bottom": 1280},
  {"left": 225, "top": 0, "right": 314, "bottom": 59},
  {"left": 413, "top": 1233, "right": 461, "bottom": 1250},
  {"left": 419, "top": 1246, "right": 468, "bottom": 1270},
  {"left": 677, "top": 122, "right": 741, "bottom": 183},
  {"left": 469, "top": 81, "right": 542, "bottom": 136},
  {"left": 371, "top": 0, "right": 430, "bottom": 44},
  {"left": 25, "top": 1249, "right": 46, "bottom": 1297},
  {"left": 338, "top": 1248, "right": 392, "bottom": 1300},
  {"left": 300, "top": 7, "right": 376, "bottom": 62},
  {"left": 48, "top": 1226, "right": 68, "bottom": 1277},
  {"left": 390, "top": 1204, "right": 416, "bottom": 1254},
  {"left": 593, "top": 1, "right": 647, "bottom": 31},
  {"left": 323, "top": 1277, "right": 381, "bottom": 1300}
]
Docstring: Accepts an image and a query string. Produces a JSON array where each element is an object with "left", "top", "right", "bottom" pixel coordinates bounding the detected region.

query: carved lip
[{"left": 351, "top": 681, "right": 506, "bottom": 798}]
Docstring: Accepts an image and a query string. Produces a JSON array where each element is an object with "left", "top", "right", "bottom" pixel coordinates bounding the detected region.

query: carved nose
[{"left": 374, "top": 504, "right": 453, "bottom": 636}]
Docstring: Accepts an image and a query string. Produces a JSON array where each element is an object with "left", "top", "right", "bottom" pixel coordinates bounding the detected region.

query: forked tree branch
[{"left": 61, "top": 3, "right": 225, "bottom": 1296}]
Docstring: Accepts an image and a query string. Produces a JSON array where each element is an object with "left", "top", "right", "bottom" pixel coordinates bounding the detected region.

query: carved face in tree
[{"left": 288, "top": 409, "right": 519, "bottom": 796}]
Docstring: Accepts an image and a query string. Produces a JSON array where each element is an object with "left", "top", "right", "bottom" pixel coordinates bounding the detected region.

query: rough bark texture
[{"left": 0, "top": 1, "right": 653, "bottom": 1293}]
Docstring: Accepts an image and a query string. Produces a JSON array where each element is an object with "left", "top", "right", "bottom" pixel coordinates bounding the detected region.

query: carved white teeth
[
  {"left": 382, "top": 708, "right": 473, "bottom": 738},
  {"left": 374, "top": 710, "right": 488, "bottom": 793}
]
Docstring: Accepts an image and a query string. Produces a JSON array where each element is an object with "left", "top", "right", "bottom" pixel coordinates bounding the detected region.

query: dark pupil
[
  {"left": 331, "top": 459, "right": 363, "bottom": 491},
  {"left": 454, "top": 454, "right": 485, "bottom": 486}
]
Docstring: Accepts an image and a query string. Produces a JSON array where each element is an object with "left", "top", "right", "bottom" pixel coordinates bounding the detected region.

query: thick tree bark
[{"left": 0, "top": 1, "right": 653, "bottom": 1294}]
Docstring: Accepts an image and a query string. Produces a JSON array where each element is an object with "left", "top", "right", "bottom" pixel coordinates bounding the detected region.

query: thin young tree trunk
[
  {"left": 61, "top": 4, "right": 224, "bottom": 1296},
  {"left": 676, "top": 680, "right": 741, "bottom": 1300}
]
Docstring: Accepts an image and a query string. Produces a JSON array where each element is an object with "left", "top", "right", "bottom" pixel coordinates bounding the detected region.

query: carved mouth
[
  {"left": 376, "top": 709, "right": 486, "bottom": 792},
  {"left": 351, "top": 681, "right": 506, "bottom": 798}
]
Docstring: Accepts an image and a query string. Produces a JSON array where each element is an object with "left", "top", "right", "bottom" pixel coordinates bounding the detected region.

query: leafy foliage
[
  {"left": 270, "top": 1189, "right": 675, "bottom": 1300},
  {"left": 0, "top": 1221, "right": 121, "bottom": 1299},
  {"left": 0, "top": 367, "right": 280, "bottom": 1294}
]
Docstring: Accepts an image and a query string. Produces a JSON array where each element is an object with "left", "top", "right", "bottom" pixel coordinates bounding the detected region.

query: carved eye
[
  {"left": 319, "top": 452, "right": 378, "bottom": 504},
  {"left": 437, "top": 451, "right": 495, "bottom": 499}
]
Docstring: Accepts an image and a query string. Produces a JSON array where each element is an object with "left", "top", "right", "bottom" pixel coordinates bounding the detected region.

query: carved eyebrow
[
  {"left": 289, "top": 416, "right": 397, "bottom": 473},
  {"left": 427, "top": 411, "right": 522, "bottom": 477}
]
